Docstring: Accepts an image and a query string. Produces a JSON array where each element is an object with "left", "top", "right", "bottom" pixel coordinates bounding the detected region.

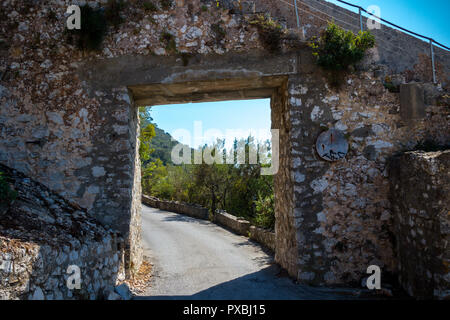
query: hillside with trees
[{"left": 138, "top": 107, "right": 275, "bottom": 230}]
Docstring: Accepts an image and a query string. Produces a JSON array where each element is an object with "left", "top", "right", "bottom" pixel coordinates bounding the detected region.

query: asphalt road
[{"left": 137, "top": 205, "right": 362, "bottom": 300}]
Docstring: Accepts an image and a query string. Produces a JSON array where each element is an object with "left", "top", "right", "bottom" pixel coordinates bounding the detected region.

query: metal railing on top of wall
[{"left": 283, "top": 0, "right": 449, "bottom": 83}]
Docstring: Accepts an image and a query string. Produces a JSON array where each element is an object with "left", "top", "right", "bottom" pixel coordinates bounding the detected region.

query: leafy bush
[
  {"left": 309, "top": 22, "right": 375, "bottom": 75},
  {"left": 0, "top": 171, "right": 17, "bottom": 206},
  {"left": 143, "top": 1, "right": 158, "bottom": 12},
  {"left": 249, "top": 14, "right": 285, "bottom": 52},
  {"left": 66, "top": 1, "right": 125, "bottom": 51},
  {"left": 254, "top": 194, "right": 275, "bottom": 230},
  {"left": 211, "top": 23, "right": 226, "bottom": 45},
  {"left": 160, "top": 30, "right": 177, "bottom": 53}
]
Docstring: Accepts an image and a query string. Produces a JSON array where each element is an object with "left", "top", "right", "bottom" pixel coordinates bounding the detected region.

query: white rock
[
  {"left": 317, "top": 211, "right": 326, "bottom": 222},
  {"left": 92, "top": 167, "right": 106, "bottom": 177},
  {"left": 31, "top": 287, "right": 45, "bottom": 300},
  {"left": 310, "top": 106, "right": 323, "bottom": 121},
  {"left": 40, "top": 59, "right": 52, "bottom": 69},
  {"left": 294, "top": 172, "right": 305, "bottom": 182},
  {"left": 310, "top": 177, "right": 328, "bottom": 194},
  {"left": 18, "top": 22, "right": 28, "bottom": 32}
]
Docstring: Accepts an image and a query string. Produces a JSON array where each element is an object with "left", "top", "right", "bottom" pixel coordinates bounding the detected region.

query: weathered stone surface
[
  {"left": 389, "top": 150, "right": 450, "bottom": 299},
  {"left": 114, "top": 283, "right": 132, "bottom": 300},
  {"left": 0, "top": 0, "right": 448, "bottom": 297},
  {"left": 214, "top": 211, "right": 251, "bottom": 236},
  {"left": 0, "top": 164, "right": 124, "bottom": 300},
  {"left": 400, "top": 83, "right": 426, "bottom": 119},
  {"left": 249, "top": 226, "right": 276, "bottom": 252},
  {"left": 143, "top": 195, "right": 209, "bottom": 220}
]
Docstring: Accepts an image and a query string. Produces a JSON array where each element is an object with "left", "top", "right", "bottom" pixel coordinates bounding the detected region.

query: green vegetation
[
  {"left": 211, "top": 23, "right": 226, "bottom": 45},
  {"left": 65, "top": 1, "right": 126, "bottom": 51},
  {"left": 160, "top": 30, "right": 177, "bottom": 53},
  {"left": 383, "top": 76, "right": 400, "bottom": 93},
  {"left": 309, "top": 22, "right": 375, "bottom": 85},
  {"left": 143, "top": 1, "right": 158, "bottom": 12},
  {"left": 310, "top": 22, "right": 375, "bottom": 71},
  {"left": 249, "top": 14, "right": 285, "bottom": 53},
  {"left": 159, "top": 0, "right": 173, "bottom": 10},
  {"left": 139, "top": 109, "right": 275, "bottom": 230},
  {"left": 254, "top": 193, "right": 275, "bottom": 230}
]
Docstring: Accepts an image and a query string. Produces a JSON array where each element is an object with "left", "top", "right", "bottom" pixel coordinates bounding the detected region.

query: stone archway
[{"left": 79, "top": 51, "right": 300, "bottom": 276}]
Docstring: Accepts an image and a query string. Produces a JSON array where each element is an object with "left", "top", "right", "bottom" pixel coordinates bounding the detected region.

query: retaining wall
[
  {"left": 389, "top": 150, "right": 450, "bottom": 299},
  {"left": 142, "top": 196, "right": 276, "bottom": 252},
  {"left": 142, "top": 195, "right": 209, "bottom": 220},
  {"left": 0, "top": 164, "right": 124, "bottom": 300}
]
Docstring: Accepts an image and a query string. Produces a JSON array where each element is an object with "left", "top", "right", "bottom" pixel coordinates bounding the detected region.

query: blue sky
[
  {"left": 149, "top": 1, "right": 448, "bottom": 147},
  {"left": 326, "top": 0, "right": 450, "bottom": 47},
  {"left": 150, "top": 99, "right": 271, "bottom": 149}
]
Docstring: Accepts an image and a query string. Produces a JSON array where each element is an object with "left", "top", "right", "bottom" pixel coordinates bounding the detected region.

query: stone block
[{"left": 399, "top": 83, "right": 426, "bottom": 119}]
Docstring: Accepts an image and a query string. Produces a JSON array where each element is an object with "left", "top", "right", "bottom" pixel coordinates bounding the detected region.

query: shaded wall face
[
  {"left": 272, "top": 82, "right": 298, "bottom": 278},
  {"left": 389, "top": 151, "right": 450, "bottom": 299}
]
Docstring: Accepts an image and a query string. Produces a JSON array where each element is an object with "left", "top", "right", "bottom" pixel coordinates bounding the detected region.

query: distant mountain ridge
[
  {"left": 147, "top": 125, "right": 179, "bottom": 165},
  {"left": 147, "top": 124, "right": 195, "bottom": 166}
]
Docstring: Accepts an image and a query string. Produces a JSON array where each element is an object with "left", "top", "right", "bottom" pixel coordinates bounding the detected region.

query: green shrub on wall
[
  {"left": 309, "top": 22, "right": 375, "bottom": 84},
  {"left": 249, "top": 14, "right": 285, "bottom": 53},
  {"left": 254, "top": 193, "right": 275, "bottom": 230},
  {"left": 66, "top": 1, "right": 126, "bottom": 51}
]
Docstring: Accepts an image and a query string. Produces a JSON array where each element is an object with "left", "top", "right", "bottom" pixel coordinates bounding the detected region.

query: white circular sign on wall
[{"left": 316, "top": 129, "right": 348, "bottom": 161}]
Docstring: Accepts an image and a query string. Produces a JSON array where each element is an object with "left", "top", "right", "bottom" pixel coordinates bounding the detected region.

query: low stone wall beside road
[
  {"left": 142, "top": 196, "right": 276, "bottom": 252},
  {"left": 214, "top": 211, "right": 275, "bottom": 252},
  {"left": 214, "top": 211, "right": 251, "bottom": 237},
  {"left": 142, "top": 195, "right": 209, "bottom": 220},
  {"left": 249, "top": 226, "right": 276, "bottom": 252}
]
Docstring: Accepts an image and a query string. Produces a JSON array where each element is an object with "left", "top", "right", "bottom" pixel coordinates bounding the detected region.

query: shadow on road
[
  {"left": 135, "top": 265, "right": 366, "bottom": 300},
  {"left": 159, "top": 212, "right": 211, "bottom": 226}
]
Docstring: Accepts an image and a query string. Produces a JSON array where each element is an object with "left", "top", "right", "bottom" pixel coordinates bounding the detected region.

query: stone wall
[
  {"left": 142, "top": 196, "right": 276, "bottom": 252},
  {"left": 389, "top": 151, "right": 450, "bottom": 299},
  {"left": 214, "top": 211, "right": 252, "bottom": 236},
  {"left": 0, "top": 164, "right": 124, "bottom": 300},
  {"left": 0, "top": 0, "right": 449, "bottom": 292},
  {"left": 214, "top": 211, "right": 276, "bottom": 252},
  {"left": 211, "top": 0, "right": 450, "bottom": 87},
  {"left": 287, "top": 60, "right": 448, "bottom": 285},
  {"left": 249, "top": 225, "right": 276, "bottom": 252},
  {"left": 142, "top": 195, "right": 209, "bottom": 220}
]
